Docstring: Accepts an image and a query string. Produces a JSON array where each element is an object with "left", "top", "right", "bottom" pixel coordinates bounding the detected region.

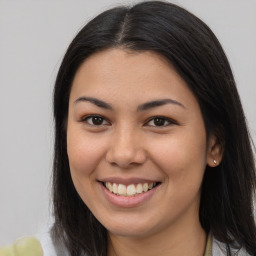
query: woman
[{"left": 1, "top": 1, "right": 255, "bottom": 255}]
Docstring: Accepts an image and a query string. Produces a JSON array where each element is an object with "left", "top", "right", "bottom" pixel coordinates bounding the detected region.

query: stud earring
[{"left": 213, "top": 159, "right": 217, "bottom": 165}]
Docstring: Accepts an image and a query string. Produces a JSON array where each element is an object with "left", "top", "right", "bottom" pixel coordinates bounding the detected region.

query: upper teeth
[{"left": 105, "top": 182, "right": 156, "bottom": 197}]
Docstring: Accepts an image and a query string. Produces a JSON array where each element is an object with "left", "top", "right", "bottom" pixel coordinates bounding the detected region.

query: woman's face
[{"left": 67, "top": 48, "right": 217, "bottom": 238}]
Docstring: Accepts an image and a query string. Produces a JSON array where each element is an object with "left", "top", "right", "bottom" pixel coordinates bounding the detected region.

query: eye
[
  {"left": 146, "top": 116, "right": 176, "bottom": 127},
  {"left": 82, "top": 115, "right": 110, "bottom": 126}
]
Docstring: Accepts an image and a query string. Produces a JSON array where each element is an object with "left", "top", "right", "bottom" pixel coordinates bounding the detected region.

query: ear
[{"left": 207, "top": 133, "right": 224, "bottom": 167}]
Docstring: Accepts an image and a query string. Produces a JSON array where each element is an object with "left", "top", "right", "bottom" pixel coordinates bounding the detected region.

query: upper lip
[{"left": 98, "top": 177, "right": 161, "bottom": 185}]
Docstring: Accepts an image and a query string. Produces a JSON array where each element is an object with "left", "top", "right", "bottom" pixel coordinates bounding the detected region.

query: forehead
[
  {"left": 73, "top": 48, "right": 174, "bottom": 81},
  {"left": 69, "top": 48, "right": 198, "bottom": 109}
]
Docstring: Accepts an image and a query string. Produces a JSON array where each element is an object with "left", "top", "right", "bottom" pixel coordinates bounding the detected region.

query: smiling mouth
[{"left": 102, "top": 182, "right": 161, "bottom": 197}]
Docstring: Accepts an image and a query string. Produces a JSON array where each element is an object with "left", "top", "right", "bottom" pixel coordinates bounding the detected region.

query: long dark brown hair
[{"left": 52, "top": 1, "right": 256, "bottom": 255}]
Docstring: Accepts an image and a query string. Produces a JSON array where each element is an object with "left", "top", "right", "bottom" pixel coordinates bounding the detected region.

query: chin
[
  {"left": 108, "top": 225, "right": 154, "bottom": 238},
  {"left": 98, "top": 214, "right": 159, "bottom": 239}
]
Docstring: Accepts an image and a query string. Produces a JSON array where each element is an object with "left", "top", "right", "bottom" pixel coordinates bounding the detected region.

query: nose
[{"left": 105, "top": 127, "right": 147, "bottom": 169}]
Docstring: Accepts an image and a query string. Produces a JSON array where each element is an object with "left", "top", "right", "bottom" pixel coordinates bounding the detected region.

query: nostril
[{"left": 105, "top": 146, "right": 147, "bottom": 168}]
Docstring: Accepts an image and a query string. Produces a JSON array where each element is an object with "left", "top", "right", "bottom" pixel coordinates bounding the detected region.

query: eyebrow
[
  {"left": 137, "top": 99, "right": 185, "bottom": 111},
  {"left": 74, "top": 96, "right": 113, "bottom": 110},
  {"left": 74, "top": 96, "right": 185, "bottom": 111}
]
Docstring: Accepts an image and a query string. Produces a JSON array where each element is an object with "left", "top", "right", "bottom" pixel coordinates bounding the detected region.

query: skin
[{"left": 67, "top": 48, "right": 222, "bottom": 256}]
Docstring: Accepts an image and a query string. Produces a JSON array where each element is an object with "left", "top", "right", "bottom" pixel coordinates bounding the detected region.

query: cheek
[
  {"left": 66, "top": 127, "right": 109, "bottom": 206},
  {"left": 67, "top": 127, "right": 107, "bottom": 177},
  {"left": 147, "top": 133, "right": 207, "bottom": 180}
]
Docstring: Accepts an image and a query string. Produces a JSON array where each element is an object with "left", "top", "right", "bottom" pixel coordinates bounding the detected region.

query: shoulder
[
  {"left": 0, "top": 224, "right": 68, "bottom": 256},
  {"left": 212, "top": 236, "right": 252, "bottom": 256},
  {"left": 0, "top": 237, "right": 43, "bottom": 256},
  {"left": 35, "top": 225, "right": 70, "bottom": 256}
]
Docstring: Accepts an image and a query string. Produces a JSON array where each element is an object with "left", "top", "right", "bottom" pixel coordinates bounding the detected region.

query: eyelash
[
  {"left": 81, "top": 115, "right": 110, "bottom": 126},
  {"left": 81, "top": 115, "right": 177, "bottom": 127},
  {"left": 145, "top": 116, "right": 177, "bottom": 127}
]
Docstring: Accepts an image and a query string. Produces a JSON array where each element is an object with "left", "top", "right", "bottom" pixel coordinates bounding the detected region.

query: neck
[{"left": 107, "top": 217, "right": 206, "bottom": 256}]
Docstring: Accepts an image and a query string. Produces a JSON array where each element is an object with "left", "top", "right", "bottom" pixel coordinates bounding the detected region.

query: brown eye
[
  {"left": 83, "top": 115, "right": 109, "bottom": 126},
  {"left": 146, "top": 116, "right": 176, "bottom": 127},
  {"left": 153, "top": 118, "right": 166, "bottom": 126},
  {"left": 92, "top": 116, "right": 104, "bottom": 125}
]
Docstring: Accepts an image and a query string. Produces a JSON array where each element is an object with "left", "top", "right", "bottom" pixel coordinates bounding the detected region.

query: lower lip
[{"left": 99, "top": 182, "right": 160, "bottom": 208}]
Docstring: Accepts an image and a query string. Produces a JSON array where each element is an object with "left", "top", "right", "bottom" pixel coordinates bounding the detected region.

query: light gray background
[{"left": 0, "top": 0, "right": 255, "bottom": 245}]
